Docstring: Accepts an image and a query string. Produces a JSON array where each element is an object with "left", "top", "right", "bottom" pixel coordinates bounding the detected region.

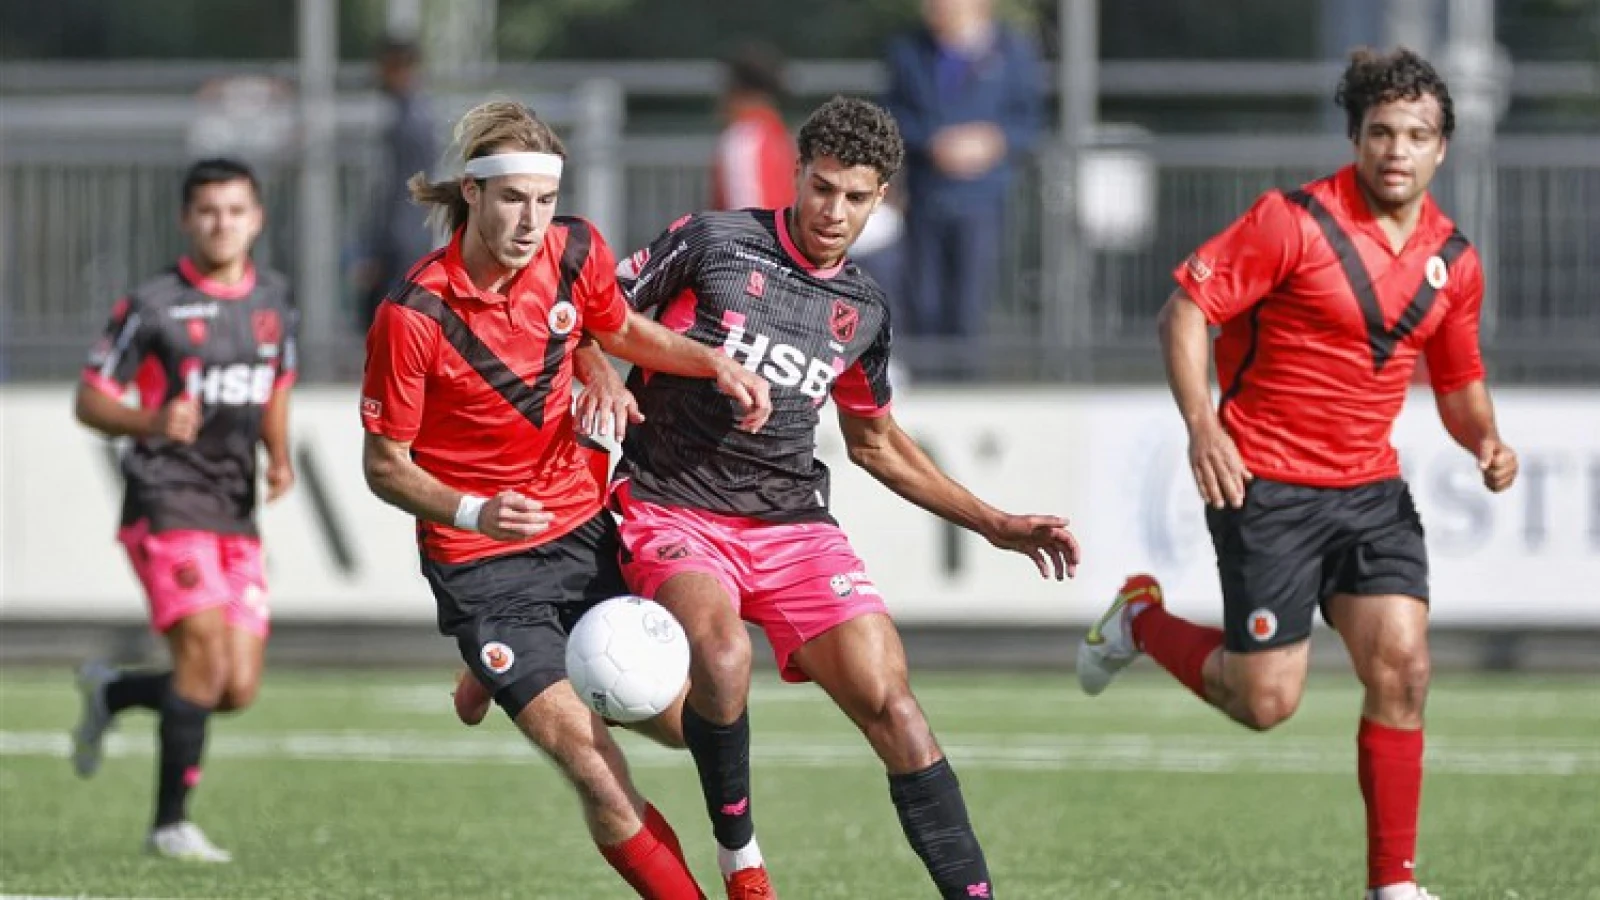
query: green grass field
[{"left": 1, "top": 668, "right": 1596, "bottom": 899}]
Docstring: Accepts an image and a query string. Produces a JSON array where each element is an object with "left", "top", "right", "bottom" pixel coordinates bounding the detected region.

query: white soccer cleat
[
  {"left": 71, "top": 660, "right": 118, "bottom": 778},
  {"left": 1366, "top": 886, "right": 1439, "bottom": 900},
  {"left": 147, "top": 821, "right": 233, "bottom": 863},
  {"left": 1076, "top": 574, "right": 1163, "bottom": 696}
]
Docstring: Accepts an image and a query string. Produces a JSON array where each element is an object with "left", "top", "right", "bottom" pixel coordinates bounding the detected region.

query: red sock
[
  {"left": 598, "top": 815, "right": 706, "bottom": 900},
  {"left": 1130, "top": 603, "right": 1223, "bottom": 700},
  {"left": 1358, "top": 718, "right": 1425, "bottom": 889},
  {"left": 643, "top": 804, "right": 689, "bottom": 868}
]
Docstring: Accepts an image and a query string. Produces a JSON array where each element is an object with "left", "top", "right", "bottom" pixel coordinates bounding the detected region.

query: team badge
[
  {"left": 1247, "top": 609, "right": 1278, "bottom": 642},
  {"left": 830, "top": 574, "right": 854, "bottom": 597},
  {"left": 829, "top": 299, "right": 860, "bottom": 344},
  {"left": 547, "top": 300, "right": 578, "bottom": 336},
  {"left": 361, "top": 396, "right": 383, "bottom": 419},
  {"left": 745, "top": 270, "right": 766, "bottom": 298},
  {"left": 481, "top": 642, "right": 515, "bottom": 675},
  {"left": 1425, "top": 255, "right": 1449, "bottom": 290},
  {"left": 1185, "top": 254, "right": 1214, "bottom": 283},
  {"left": 172, "top": 560, "right": 201, "bottom": 590},
  {"left": 186, "top": 319, "right": 208, "bottom": 345},
  {"left": 252, "top": 309, "right": 282, "bottom": 344}
]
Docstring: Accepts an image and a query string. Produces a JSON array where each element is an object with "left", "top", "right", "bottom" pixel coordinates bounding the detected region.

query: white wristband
[{"left": 454, "top": 495, "right": 488, "bottom": 532}]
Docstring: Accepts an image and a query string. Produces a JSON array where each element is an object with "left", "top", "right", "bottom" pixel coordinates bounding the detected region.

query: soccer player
[
  {"left": 70, "top": 157, "right": 297, "bottom": 862},
  {"left": 594, "top": 96, "right": 1079, "bottom": 900},
  {"left": 360, "top": 100, "right": 768, "bottom": 900},
  {"left": 1075, "top": 49, "right": 1518, "bottom": 900}
]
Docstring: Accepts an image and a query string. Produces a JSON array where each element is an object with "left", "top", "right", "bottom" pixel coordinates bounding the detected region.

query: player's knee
[
  {"left": 868, "top": 690, "right": 931, "bottom": 744},
  {"left": 1238, "top": 687, "right": 1301, "bottom": 731},
  {"left": 691, "top": 629, "right": 751, "bottom": 697},
  {"left": 216, "top": 677, "right": 259, "bottom": 713},
  {"left": 1364, "top": 645, "right": 1431, "bottom": 712}
]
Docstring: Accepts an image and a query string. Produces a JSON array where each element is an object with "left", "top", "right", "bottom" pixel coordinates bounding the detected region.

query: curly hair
[
  {"left": 796, "top": 95, "right": 905, "bottom": 184},
  {"left": 1335, "top": 47, "right": 1456, "bottom": 141}
]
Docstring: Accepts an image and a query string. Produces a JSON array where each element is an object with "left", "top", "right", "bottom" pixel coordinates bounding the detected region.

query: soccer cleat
[
  {"left": 146, "top": 821, "right": 233, "bottom": 863},
  {"left": 1076, "top": 574, "right": 1164, "bottom": 696},
  {"left": 724, "top": 866, "right": 777, "bottom": 899},
  {"left": 71, "top": 660, "right": 118, "bottom": 778},
  {"left": 452, "top": 668, "right": 492, "bottom": 727},
  {"left": 1366, "top": 886, "right": 1439, "bottom": 900}
]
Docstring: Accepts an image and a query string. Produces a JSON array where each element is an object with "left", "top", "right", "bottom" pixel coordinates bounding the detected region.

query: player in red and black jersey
[
  {"left": 70, "top": 158, "right": 297, "bottom": 862},
  {"left": 587, "top": 97, "right": 1080, "bottom": 900},
  {"left": 361, "top": 101, "right": 768, "bottom": 900},
  {"left": 1076, "top": 50, "right": 1519, "bottom": 900}
]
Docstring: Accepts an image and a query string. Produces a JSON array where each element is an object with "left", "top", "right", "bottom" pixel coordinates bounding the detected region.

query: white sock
[
  {"left": 1369, "top": 883, "right": 1418, "bottom": 900},
  {"left": 717, "top": 836, "right": 764, "bottom": 876}
]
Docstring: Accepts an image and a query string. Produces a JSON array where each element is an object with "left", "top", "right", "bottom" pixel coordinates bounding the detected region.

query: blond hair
[{"left": 408, "top": 100, "right": 567, "bottom": 234}]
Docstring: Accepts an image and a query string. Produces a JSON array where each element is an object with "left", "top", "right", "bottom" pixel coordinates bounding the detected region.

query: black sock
[
  {"left": 681, "top": 703, "right": 754, "bottom": 851},
  {"left": 105, "top": 671, "right": 171, "bottom": 715},
  {"left": 154, "top": 690, "right": 211, "bottom": 828},
  {"left": 888, "top": 758, "right": 992, "bottom": 900}
]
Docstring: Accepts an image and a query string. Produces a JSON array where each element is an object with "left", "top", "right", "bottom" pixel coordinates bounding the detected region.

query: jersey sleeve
[
  {"left": 1424, "top": 248, "right": 1487, "bottom": 394},
  {"left": 82, "top": 294, "right": 152, "bottom": 399},
  {"left": 1173, "top": 190, "right": 1304, "bottom": 325},
  {"left": 360, "top": 301, "right": 437, "bottom": 443},
  {"left": 616, "top": 213, "right": 709, "bottom": 314},
  {"left": 575, "top": 223, "right": 629, "bottom": 335},
  {"left": 832, "top": 319, "right": 894, "bottom": 418},
  {"left": 276, "top": 295, "right": 301, "bottom": 390}
]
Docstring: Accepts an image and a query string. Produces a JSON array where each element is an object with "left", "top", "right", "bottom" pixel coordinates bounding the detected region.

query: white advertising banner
[{"left": 2, "top": 386, "right": 1596, "bottom": 627}]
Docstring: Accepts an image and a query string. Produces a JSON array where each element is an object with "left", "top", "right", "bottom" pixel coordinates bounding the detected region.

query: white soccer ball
[{"left": 565, "top": 596, "right": 690, "bottom": 724}]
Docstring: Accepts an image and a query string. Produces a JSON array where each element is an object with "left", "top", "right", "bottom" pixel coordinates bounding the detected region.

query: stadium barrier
[{"left": 3, "top": 385, "right": 1596, "bottom": 629}]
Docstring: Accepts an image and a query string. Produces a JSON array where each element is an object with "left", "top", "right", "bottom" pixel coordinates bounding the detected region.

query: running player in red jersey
[
  {"left": 1076, "top": 49, "right": 1519, "bottom": 900},
  {"left": 362, "top": 101, "right": 768, "bottom": 900},
  {"left": 70, "top": 158, "right": 297, "bottom": 862},
  {"left": 586, "top": 97, "right": 1079, "bottom": 900}
]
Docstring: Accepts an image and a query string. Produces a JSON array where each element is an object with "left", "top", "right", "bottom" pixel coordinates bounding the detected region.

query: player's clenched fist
[
  {"left": 477, "top": 491, "right": 555, "bottom": 541},
  {"left": 713, "top": 358, "right": 773, "bottom": 434},
  {"left": 1477, "top": 438, "right": 1519, "bottom": 493},
  {"left": 149, "top": 396, "right": 202, "bottom": 444}
]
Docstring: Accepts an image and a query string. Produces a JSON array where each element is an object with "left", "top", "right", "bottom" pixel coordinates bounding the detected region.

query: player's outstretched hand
[
  {"left": 1189, "top": 421, "right": 1253, "bottom": 509},
  {"left": 576, "top": 379, "right": 644, "bottom": 442},
  {"left": 713, "top": 359, "right": 772, "bottom": 433},
  {"left": 984, "top": 514, "right": 1080, "bottom": 580},
  {"left": 265, "top": 456, "right": 295, "bottom": 503},
  {"left": 479, "top": 491, "right": 554, "bottom": 541},
  {"left": 150, "top": 396, "right": 201, "bottom": 444},
  {"left": 1478, "top": 438, "right": 1519, "bottom": 493}
]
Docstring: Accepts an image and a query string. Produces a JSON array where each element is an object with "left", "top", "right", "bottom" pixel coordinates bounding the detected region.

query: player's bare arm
[
  {"left": 1434, "top": 380, "right": 1518, "bottom": 492},
  {"left": 361, "top": 432, "right": 553, "bottom": 541},
  {"left": 589, "top": 310, "right": 773, "bottom": 433},
  {"left": 1159, "top": 288, "right": 1252, "bottom": 509},
  {"left": 572, "top": 337, "right": 643, "bottom": 441},
  {"left": 838, "top": 409, "right": 1080, "bottom": 580},
  {"left": 73, "top": 380, "right": 200, "bottom": 444},
  {"left": 260, "top": 386, "right": 295, "bottom": 502}
]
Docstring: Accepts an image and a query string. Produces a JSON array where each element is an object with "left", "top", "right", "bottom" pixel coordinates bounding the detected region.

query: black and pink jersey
[
  {"left": 616, "top": 209, "right": 893, "bottom": 523},
  {"left": 82, "top": 258, "right": 298, "bottom": 536}
]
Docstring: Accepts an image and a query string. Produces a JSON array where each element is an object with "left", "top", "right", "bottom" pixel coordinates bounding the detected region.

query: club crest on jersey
[
  {"left": 830, "top": 300, "right": 860, "bottom": 343},
  {"left": 1248, "top": 609, "right": 1278, "bottom": 642},
  {"left": 481, "top": 641, "right": 515, "bottom": 675},
  {"left": 252, "top": 309, "right": 282, "bottom": 345},
  {"left": 745, "top": 270, "right": 766, "bottom": 298},
  {"left": 547, "top": 300, "right": 578, "bottom": 336},
  {"left": 1425, "top": 255, "right": 1449, "bottom": 290},
  {"left": 829, "top": 574, "right": 854, "bottom": 597},
  {"left": 186, "top": 319, "right": 208, "bottom": 345},
  {"left": 1185, "top": 253, "right": 1214, "bottom": 283}
]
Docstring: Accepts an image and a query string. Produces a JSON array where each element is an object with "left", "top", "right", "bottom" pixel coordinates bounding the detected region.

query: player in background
[
  {"left": 1075, "top": 49, "right": 1518, "bottom": 900},
  {"left": 587, "top": 96, "right": 1079, "bottom": 900},
  {"left": 361, "top": 100, "right": 768, "bottom": 900},
  {"left": 70, "top": 158, "right": 297, "bottom": 862}
]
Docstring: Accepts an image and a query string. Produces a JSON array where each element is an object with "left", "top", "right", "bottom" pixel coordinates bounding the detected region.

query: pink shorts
[
  {"left": 612, "top": 483, "right": 888, "bottom": 682},
  {"left": 118, "top": 521, "right": 270, "bottom": 638}
]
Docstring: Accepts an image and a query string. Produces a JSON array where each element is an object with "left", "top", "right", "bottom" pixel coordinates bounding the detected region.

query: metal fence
[{"left": 3, "top": 84, "right": 1597, "bottom": 384}]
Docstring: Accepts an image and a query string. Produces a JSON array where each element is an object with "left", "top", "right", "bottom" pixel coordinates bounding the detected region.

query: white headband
[{"left": 463, "top": 152, "right": 564, "bottom": 180}]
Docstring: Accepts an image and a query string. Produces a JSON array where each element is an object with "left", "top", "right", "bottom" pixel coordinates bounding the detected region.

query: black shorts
[
  {"left": 1205, "top": 477, "right": 1428, "bottom": 653},
  {"left": 421, "top": 512, "right": 627, "bottom": 718}
]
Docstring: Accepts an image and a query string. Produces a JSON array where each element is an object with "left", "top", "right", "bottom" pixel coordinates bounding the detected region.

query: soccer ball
[{"left": 565, "top": 596, "right": 690, "bottom": 723}]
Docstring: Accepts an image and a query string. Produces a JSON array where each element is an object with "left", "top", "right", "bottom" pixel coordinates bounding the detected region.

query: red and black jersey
[
  {"left": 616, "top": 208, "right": 894, "bottom": 523},
  {"left": 361, "top": 218, "right": 628, "bottom": 564},
  {"left": 1174, "top": 166, "right": 1486, "bottom": 488},
  {"left": 82, "top": 258, "right": 298, "bottom": 536}
]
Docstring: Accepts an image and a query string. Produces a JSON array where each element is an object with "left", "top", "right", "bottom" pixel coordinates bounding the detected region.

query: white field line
[{"left": 3, "top": 730, "right": 1596, "bottom": 776}]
